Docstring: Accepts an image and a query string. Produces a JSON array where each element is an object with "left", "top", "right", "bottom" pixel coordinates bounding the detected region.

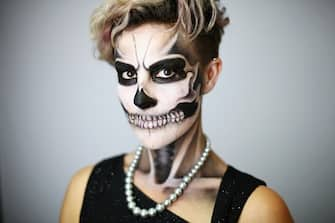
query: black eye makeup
[
  {"left": 115, "top": 61, "right": 137, "bottom": 86},
  {"left": 149, "top": 58, "right": 187, "bottom": 84}
]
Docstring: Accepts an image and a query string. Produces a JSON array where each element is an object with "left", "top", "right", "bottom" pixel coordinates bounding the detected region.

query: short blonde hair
[{"left": 90, "top": 0, "right": 229, "bottom": 65}]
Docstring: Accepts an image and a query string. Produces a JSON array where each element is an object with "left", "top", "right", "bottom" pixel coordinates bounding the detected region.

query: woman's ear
[{"left": 201, "top": 58, "right": 222, "bottom": 95}]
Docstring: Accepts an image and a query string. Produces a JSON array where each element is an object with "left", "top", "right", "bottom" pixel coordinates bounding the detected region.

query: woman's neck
[{"left": 137, "top": 118, "right": 206, "bottom": 187}]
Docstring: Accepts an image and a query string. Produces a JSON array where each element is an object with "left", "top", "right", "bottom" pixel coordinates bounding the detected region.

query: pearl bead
[
  {"left": 156, "top": 204, "right": 164, "bottom": 212},
  {"left": 125, "top": 177, "right": 131, "bottom": 184},
  {"left": 140, "top": 209, "right": 148, "bottom": 217},
  {"left": 125, "top": 183, "right": 132, "bottom": 190},
  {"left": 133, "top": 207, "right": 141, "bottom": 215},
  {"left": 127, "top": 195, "right": 134, "bottom": 202},
  {"left": 130, "top": 162, "right": 137, "bottom": 168},
  {"left": 128, "top": 201, "right": 135, "bottom": 209},
  {"left": 148, "top": 208, "right": 156, "bottom": 216},
  {"left": 125, "top": 189, "right": 132, "bottom": 196},
  {"left": 163, "top": 199, "right": 171, "bottom": 207},
  {"left": 133, "top": 156, "right": 140, "bottom": 162},
  {"left": 194, "top": 164, "right": 200, "bottom": 170},
  {"left": 175, "top": 188, "right": 182, "bottom": 196},
  {"left": 169, "top": 194, "right": 177, "bottom": 201},
  {"left": 179, "top": 182, "right": 187, "bottom": 189},
  {"left": 183, "top": 176, "right": 190, "bottom": 183}
]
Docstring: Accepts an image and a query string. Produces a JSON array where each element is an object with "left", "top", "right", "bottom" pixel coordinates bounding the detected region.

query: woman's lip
[{"left": 126, "top": 110, "right": 185, "bottom": 129}]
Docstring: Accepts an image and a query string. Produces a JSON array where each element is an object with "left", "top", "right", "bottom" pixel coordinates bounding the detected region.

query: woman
[{"left": 60, "top": 0, "right": 293, "bottom": 222}]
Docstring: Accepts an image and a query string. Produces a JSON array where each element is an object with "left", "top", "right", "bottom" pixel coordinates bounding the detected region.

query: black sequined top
[{"left": 80, "top": 154, "right": 266, "bottom": 223}]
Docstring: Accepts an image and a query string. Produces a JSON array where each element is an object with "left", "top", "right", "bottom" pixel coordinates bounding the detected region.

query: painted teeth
[{"left": 127, "top": 110, "right": 185, "bottom": 129}]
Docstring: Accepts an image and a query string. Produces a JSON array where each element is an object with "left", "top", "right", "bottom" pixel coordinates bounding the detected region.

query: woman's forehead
[{"left": 115, "top": 23, "right": 192, "bottom": 67}]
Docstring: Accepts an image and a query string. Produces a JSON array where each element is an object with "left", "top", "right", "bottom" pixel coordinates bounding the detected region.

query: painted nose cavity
[{"left": 134, "top": 88, "right": 157, "bottom": 109}]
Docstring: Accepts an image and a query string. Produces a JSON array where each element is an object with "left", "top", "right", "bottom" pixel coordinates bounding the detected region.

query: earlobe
[{"left": 201, "top": 58, "right": 222, "bottom": 95}]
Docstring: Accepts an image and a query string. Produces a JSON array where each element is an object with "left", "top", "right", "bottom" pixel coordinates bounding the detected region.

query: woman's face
[{"left": 114, "top": 23, "right": 202, "bottom": 149}]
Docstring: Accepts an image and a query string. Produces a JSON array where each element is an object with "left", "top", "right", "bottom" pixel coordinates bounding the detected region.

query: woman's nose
[{"left": 134, "top": 88, "right": 157, "bottom": 110}]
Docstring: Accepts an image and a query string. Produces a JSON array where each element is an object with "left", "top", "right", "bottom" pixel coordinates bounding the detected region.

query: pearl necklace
[{"left": 124, "top": 136, "right": 211, "bottom": 218}]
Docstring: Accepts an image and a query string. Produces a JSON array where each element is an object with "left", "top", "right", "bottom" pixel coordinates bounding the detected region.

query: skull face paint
[{"left": 115, "top": 24, "right": 201, "bottom": 149}]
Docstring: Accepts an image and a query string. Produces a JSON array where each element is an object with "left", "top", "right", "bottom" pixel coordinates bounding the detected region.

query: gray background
[{"left": 1, "top": 0, "right": 334, "bottom": 222}]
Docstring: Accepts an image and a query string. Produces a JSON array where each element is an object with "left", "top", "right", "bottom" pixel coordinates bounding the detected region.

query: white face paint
[{"left": 115, "top": 23, "right": 201, "bottom": 149}]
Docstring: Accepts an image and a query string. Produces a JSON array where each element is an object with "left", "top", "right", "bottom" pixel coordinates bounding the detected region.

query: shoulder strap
[
  {"left": 80, "top": 154, "right": 125, "bottom": 223},
  {"left": 211, "top": 166, "right": 266, "bottom": 223}
]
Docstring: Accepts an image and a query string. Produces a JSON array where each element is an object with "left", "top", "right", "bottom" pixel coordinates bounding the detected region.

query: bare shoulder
[
  {"left": 238, "top": 186, "right": 294, "bottom": 223},
  {"left": 59, "top": 165, "right": 94, "bottom": 223}
]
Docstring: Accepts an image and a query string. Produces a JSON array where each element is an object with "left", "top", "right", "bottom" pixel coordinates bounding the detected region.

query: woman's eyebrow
[
  {"left": 115, "top": 61, "right": 137, "bottom": 72},
  {"left": 148, "top": 58, "right": 186, "bottom": 73}
]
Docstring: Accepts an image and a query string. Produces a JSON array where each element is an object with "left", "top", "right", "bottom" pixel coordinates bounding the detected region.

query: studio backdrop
[{"left": 1, "top": 0, "right": 334, "bottom": 222}]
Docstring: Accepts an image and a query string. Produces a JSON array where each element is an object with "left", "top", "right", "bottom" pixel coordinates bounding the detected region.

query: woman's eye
[
  {"left": 121, "top": 71, "right": 137, "bottom": 80},
  {"left": 155, "top": 69, "right": 176, "bottom": 79}
]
